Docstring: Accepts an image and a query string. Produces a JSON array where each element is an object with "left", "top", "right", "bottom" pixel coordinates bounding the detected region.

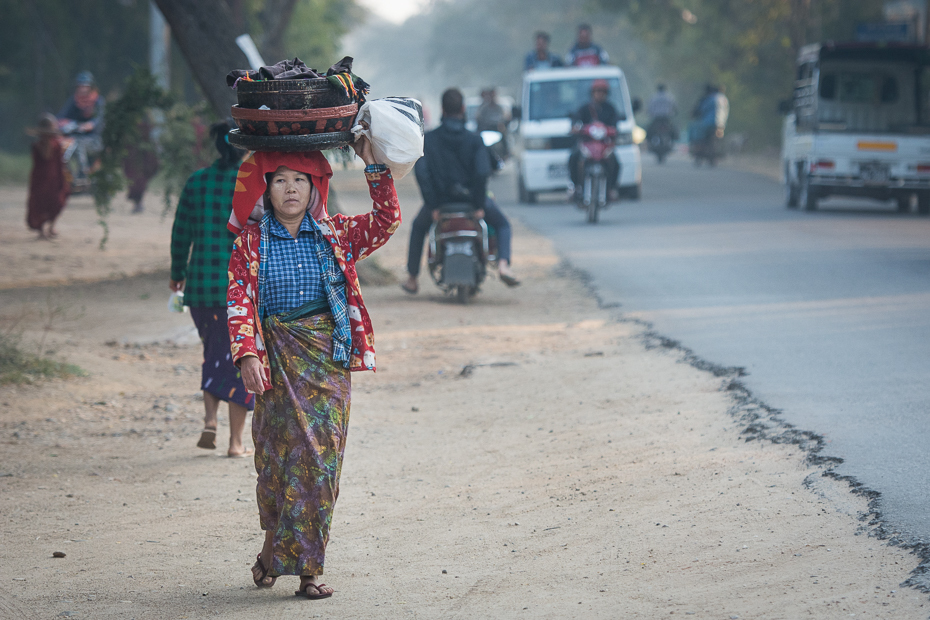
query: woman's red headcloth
[{"left": 227, "top": 150, "right": 333, "bottom": 234}]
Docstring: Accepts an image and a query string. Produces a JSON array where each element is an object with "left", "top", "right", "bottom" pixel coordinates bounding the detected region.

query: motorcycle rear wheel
[{"left": 455, "top": 285, "right": 469, "bottom": 304}]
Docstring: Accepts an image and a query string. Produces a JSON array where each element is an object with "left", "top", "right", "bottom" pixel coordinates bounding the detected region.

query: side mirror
[
  {"left": 632, "top": 97, "right": 642, "bottom": 114},
  {"left": 777, "top": 99, "right": 793, "bottom": 115},
  {"left": 511, "top": 105, "right": 522, "bottom": 121}
]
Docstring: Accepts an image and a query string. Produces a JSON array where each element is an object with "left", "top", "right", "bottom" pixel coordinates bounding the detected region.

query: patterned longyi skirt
[{"left": 253, "top": 312, "right": 350, "bottom": 577}]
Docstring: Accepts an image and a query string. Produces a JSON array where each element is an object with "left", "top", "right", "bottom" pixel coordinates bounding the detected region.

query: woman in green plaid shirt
[{"left": 170, "top": 121, "right": 254, "bottom": 457}]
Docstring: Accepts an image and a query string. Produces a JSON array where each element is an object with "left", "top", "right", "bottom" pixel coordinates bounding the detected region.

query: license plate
[
  {"left": 445, "top": 241, "right": 474, "bottom": 256},
  {"left": 859, "top": 162, "right": 890, "bottom": 184},
  {"left": 548, "top": 163, "right": 568, "bottom": 179}
]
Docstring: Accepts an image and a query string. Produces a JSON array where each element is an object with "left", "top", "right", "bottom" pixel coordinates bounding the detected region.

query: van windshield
[{"left": 528, "top": 77, "right": 626, "bottom": 121}]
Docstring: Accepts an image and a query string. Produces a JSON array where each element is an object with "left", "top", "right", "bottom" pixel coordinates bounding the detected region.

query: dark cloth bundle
[{"left": 227, "top": 56, "right": 355, "bottom": 87}]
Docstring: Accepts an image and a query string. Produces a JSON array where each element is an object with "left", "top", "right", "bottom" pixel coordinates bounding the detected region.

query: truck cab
[
  {"left": 782, "top": 42, "right": 930, "bottom": 213},
  {"left": 517, "top": 66, "right": 642, "bottom": 203}
]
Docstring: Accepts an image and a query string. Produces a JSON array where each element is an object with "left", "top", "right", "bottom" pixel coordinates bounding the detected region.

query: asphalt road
[{"left": 500, "top": 154, "right": 930, "bottom": 559}]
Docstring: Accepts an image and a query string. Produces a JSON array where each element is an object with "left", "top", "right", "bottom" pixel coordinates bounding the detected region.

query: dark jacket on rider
[
  {"left": 57, "top": 96, "right": 105, "bottom": 136},
  {"left": 572, "top": 101, "right": 622, "bottom": 127},
  {"left": 414, "top": 117, "right": 490, "bottom": 212}
]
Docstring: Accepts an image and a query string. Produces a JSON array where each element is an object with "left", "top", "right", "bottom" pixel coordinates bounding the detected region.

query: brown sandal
[
  {"left": 196, "top": 427, "right": 217, "bottom": 450},
  {"left": 295, "top": 580, "right": 333, "bottom": 599},
  {"left": 252, "top": 553, "right": 276, "bottom": 588},
  {"left": 400, "top": 281, "right": 418, "bottom": 295}
]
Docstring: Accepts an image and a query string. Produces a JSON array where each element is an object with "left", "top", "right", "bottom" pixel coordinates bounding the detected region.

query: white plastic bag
[
  {"left": 167, "top": 291, "right": 187, "bottom": 313},
  {"left": 352, "top": 97, "right": 424, "bottom": 180}
]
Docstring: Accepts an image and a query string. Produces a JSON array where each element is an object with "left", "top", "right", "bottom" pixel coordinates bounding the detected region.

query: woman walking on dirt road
[
  {"left": 169, "top": 120, "right": 254, "bottom": 457},
  {"left": 226, "top": 136, "right": 400, "bottom": 599}
]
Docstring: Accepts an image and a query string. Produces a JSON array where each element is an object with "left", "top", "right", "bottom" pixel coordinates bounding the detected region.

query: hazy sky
[{"left": 357, "top": 0, "right": 430, "bottom": 23}]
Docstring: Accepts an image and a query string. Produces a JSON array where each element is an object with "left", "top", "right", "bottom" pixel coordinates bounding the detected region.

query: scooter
[
  {"left": 59, "top": 120, "right": 102, "bottom": 195},
  {"left": 689, "top": 125, "right": 724, "bottom": 167},
  {"left": 427, "top": 202, "right": 497, "bottom": 304},
  {"left": 574, "top": 121, "right": 616, "bottom": 224},
  {"left": 481, "top": 129, "right": 506, "bottom": 173},
  {"left": 646, "top": 117, "right": 676, "bottom": 164}
]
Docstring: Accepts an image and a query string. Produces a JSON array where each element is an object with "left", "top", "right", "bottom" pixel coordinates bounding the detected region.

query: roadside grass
[
  {"left": 0, "top": 150, "right": 30, "bottom": 186},
  {"left": 0, "top": 333, "right": 84, "bottom": 385}
]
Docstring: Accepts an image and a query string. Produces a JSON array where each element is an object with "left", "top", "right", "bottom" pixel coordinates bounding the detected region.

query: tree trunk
[
  {"left": 257, "top": 0, "right": 300, "bottom": 63},
  {"left": 152, "top": 0, "right": 248, "bottom": 117}
]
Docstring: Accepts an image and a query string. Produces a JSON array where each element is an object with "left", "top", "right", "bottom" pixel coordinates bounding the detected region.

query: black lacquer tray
[{"left": 227, "top": 129, "right": 353, "bottom": 152}]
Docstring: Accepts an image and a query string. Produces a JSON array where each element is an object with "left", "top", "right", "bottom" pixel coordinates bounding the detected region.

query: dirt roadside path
[{"left": 0, "top": 172, "right": 926, "bottom": 619}]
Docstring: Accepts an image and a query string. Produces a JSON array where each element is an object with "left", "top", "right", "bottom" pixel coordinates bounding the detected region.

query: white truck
[
  {"left": 517, "top": 66, "right": 642, "bottom": 203},
  {"left": 782, "top": 42, "right": 930, "bottom": 214}
]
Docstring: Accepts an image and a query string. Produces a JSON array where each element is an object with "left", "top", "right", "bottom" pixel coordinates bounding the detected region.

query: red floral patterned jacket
[{"left": 226, "top": 169, "right": 401, "bottom": 391}]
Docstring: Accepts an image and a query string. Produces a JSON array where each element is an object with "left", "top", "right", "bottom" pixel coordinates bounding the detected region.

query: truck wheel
[
  {"left": 799, "top": 171, "right": 818, "bottom": 211},
  {"left": 918, "top": 192, "right": 930, "bottom": 216},
  {"left": 630, "top": 182, "right": 642, "bottom": 201},
  {"left": 897, "top": 194, "right": 913, "bottom": 213}
]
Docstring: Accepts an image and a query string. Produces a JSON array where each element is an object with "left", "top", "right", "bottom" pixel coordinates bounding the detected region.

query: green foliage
[
  {"left": 284, "top": 0, "right": 362, "bottom": 67},
  {"left": 158, "top": 102, "right": 216, "bottom": 216},
  {"left": 91, "top": 69, "right": 173, "bottom": 248},
  {"left": 0, "top": 332, "right": 84, "bottom": 386},
  {"left": 0, "top": 150, "right": 30, "bottom": 185}
]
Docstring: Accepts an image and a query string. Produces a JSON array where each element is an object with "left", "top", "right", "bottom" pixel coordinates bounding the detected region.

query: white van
[
  {"left": 517, "top": 66, "right": 642, "bottom": 203},
  {"left": 782, "top": 43, "right": 930, "bottom": 213}
]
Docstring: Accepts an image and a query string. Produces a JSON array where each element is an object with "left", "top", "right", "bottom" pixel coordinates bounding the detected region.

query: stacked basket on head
[{"left": 227, "top": 61, "right": 365, "bottom": 152}]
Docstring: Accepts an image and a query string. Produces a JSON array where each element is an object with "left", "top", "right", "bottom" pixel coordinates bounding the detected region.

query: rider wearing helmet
[
  {"left": 568, "top": 79, "right": 621, "bottom": 199},
  {"left": 57, "top": 72, "right": 104, "bottom": 138}
]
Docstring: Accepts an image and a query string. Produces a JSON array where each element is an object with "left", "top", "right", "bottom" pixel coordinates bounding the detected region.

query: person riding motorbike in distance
[
  {"left": 646, "top": 83, "right": 679, "bottom": 140},
  {"left": 475, "top": 87, "right": 510, "bottom": 161},
  {"left": 568, "top": 79, "right": 621, "bottom": 201},
  {"left": 57, "top": 71, "right": 104, "bottom": 152},
  {"left": 402, "top": 88, "right": 519, "bottom": 294}
]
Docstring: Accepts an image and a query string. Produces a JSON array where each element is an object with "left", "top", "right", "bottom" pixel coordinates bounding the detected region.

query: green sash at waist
[{"left": 277, "top": 298, "right": 331, "bottom": 323}]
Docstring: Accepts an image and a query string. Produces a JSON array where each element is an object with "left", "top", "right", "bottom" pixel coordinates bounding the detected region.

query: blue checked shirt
[{"left": 257, "top": 211, "right": 351, "bottom": 366}]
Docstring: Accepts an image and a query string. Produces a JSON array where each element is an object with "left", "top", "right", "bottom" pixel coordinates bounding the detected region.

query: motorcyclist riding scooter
[
  {"left": 57, "top": 71, "right": 105, "bottom": 193},
  {"left": 403, "top": 88, "right": 520, "bottom": 302},
  {"left": 568, "top": 79, "right": 621, "bottom": 223},
  {"left": 645, "top": 83, "right": 678, "bottom": 164},
  {"left": 688, "top": 84, "right": 728, "bottom": 166}
]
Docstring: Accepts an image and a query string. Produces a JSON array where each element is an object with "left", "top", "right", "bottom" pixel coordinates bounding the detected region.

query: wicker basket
[{"left": 236, "top": 78, "right": 353, "bottom": 110}]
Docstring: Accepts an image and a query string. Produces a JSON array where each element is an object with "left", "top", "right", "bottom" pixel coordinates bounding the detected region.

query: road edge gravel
[{"left": 554, "top": 255, "right": 930, "bottom": 593}]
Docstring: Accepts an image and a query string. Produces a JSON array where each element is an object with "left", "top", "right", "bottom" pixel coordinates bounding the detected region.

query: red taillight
[
  {"left": 917, "top": 164, "right": 930, "bottom": 173},
  {"left": 811, "top": 159, "right": 835, "bottom": 171}
]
